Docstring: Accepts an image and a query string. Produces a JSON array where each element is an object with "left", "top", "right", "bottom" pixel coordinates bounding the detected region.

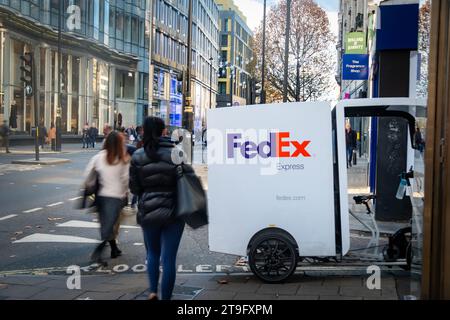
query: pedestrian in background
[
  {"left": 345, "top": 123, "right": 357, "bottom": 168},
  {"left": 129, "top": 116, "right": 185, "bottom": 300},
  {"left": 415, "top": 127, "right": 425, "bottom": 153},
  {"left": 0, "top": 120, "right": 11, "bottom": 153},
  {"left": 135, "top": 126, "right": 144, "bottom": 149},
  {"left": 103, "top": 124, "right": 112, "bottom": 137},
  {"left": 85, "top": 131, "right": 130, "bottom": 265},
  {"left": 102, "top": 124, "right": 112, "bottom": 147},
  {"left": 48, "top": 123, "right": 56, "bottom": 151},
  {"left": 82, "top": 123, "right": 90, "bottom": 148},
  {"left": 89, "top": 123, "right": 99, "bottom": 148},
  {"left": 39, "top": 123, "right": 47, "bottom": 150},
  {"left": 125, "top": 142, "right": 138, "bottom": 210}
]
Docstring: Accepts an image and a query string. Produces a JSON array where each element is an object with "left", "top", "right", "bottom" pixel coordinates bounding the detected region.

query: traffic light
[
  {"left": 20, "top": 53, "right": 33, "bottom": 97},
  {"left": 177, "top": 72, "right": 185, "bottom": 94}
]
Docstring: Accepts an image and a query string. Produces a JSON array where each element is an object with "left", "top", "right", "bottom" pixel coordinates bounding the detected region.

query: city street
[
  {"left": 0, "top": 144, "right": 401, "bottom": 276},
  {"left": 2, "top": 0, "right": 449, "bottom": 304},
  {"left": 0, "top": 145, "right": 238, "bottom": 277}
]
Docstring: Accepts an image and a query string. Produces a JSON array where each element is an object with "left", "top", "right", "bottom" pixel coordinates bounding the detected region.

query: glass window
[
  {"left": 50, "top": 0, "right": 60, "bottom": 27},
  {"left": 104, "top": 1, "right": 110, "bottom": 43},
  {"left": 93, "top": 0, "right": 100, "bottom": 39},
  {"left": 115, "top": 70, "right": 135, "bottom": 99},
  {"left": 72, "top": 56, "right": 80, "bottom": 95},
  {"left": 131, "top": 17, "right": 139, "bottom": 45},
  {"left": 124, "top": 15, "right": 131, "bottom": 43},
  {"left": 116, "top": 11, "right": 124, "bottom": 40},
  {"left": 140, "top": 73, "right": 149, "bottom": 100},
  {"left": 219, "top": 82, "right": 226, "bottom": 94}
]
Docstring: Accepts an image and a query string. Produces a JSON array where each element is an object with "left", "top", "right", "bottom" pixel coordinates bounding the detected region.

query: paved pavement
[
  {"left": 0, "top": 270, "right": 413, "bottom": 300},
  {"left": 0, "top": 145, "right": 237, "bottom": 276}
]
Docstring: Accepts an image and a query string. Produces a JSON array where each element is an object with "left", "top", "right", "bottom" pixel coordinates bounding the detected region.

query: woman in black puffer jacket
[{"left": 129, "top": 116, "right": 187, "bottom": 300}]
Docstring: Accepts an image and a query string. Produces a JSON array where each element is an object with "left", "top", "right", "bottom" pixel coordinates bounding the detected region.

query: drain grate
[{"left": 135, "top": 285, "right": 203, "bottom": 300}]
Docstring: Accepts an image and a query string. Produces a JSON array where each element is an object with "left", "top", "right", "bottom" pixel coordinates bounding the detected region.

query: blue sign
[
  {"left": 376, "top": 4, "right": 419, "bottom": 51},
  {"left": 342, "top": 54, "right": 369, "bottom": 80}
]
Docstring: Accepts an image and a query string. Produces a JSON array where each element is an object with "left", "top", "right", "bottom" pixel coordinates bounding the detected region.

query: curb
[{"left": 11, "top": 158, "right": 72, "bottom": 165}]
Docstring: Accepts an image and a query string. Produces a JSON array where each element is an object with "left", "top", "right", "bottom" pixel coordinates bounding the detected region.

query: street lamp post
[
  {"left": 261, "top": 0, "right": 267, "bottom": 104},
  {"left": 229, "top": 65, "right": 235, "bottom": 107},
  {"left": 55, "top": 0, "right": 63, "bottom": 151},
  {"left": 295, "top": 57, "right": 300, "bottom": 102},
  {"left": 283, "top": 0, "right": 292, "bottom": 103},
  {"left": 209, "top": 57, "right": 213, "bottom": 109},
  {"left": 183, "top": 0, "right": 194, "bottom": 135}
]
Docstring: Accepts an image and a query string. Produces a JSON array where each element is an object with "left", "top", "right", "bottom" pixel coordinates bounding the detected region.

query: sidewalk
[
  {"left": 346, "top": 156, "right": 410, "bottom": 235},
  {"left": 0, "top": 271, "right": 413, "bottom": 300},
  {"left": 0, "top": 143, "right": 101, "bottom": 155}
]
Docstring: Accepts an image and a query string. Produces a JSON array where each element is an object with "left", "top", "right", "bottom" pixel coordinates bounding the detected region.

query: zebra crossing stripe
[
  {"left": 23, "top": 208, "right": 43, "bottom": 213},
  {"left": 47, "top": 202, "right": 64, "bottom": 207},
  {"left": 13, "top": 233, "right": 101, "bottom": 244},
  {"left": 57, "top": 220, "right": 139, "bottom": 229},
  {"left": 0, "top": 214, "right": 17, "bottom": 221}
]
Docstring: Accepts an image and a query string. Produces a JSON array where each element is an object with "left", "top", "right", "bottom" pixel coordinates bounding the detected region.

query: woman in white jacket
[{"left": 85, "top": 131, "right": 130, "bottom": 264}]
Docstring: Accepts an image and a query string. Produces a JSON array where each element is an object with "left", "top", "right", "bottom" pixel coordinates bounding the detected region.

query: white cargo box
[{"left": 207, "top": 102, "right": 350, "bottom": 258}]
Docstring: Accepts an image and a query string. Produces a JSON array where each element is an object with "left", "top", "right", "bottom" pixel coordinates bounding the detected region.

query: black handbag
[
  {"left": 76, "top": 167, "right": 100, "bottom": 210},
  {"left": 175, "top": 164, "right": 208, "bottom": 229}
]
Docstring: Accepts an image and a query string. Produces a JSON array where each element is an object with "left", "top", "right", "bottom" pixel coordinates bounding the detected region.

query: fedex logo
[{"left": 227, "top": 132, "right": 312, "bottom": 159}]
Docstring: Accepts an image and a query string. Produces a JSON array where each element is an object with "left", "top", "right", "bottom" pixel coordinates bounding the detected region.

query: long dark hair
[
  {"left": 103, "top": 131, "right": 129, "bottom": 165},
  {"left": 143, "top": 116, "right": 165, "bottom": 159}
]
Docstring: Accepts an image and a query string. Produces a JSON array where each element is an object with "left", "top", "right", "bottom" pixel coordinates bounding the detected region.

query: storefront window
[
  {"left": 72, "top": 57, "right": 80, "bottom": 95},
  {"left": 140, "top": 73, "right": 149, "bottom": 100},
  {"left": 153, "top": 68, "right": 165, "bottom": 99},
  {"left": 71, "top": 95, "right": 79, "bottom": 134},
  {"left": 11, "top": 39, "right": 25, "bottom": 131}
]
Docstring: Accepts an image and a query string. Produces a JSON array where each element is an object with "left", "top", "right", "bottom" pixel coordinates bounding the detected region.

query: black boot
[
  {"left": 109, "top": 240, "right": 122, "bottom": 259},
  {"left": 91, "top": 241, "right": 107, "bottom": 265}
]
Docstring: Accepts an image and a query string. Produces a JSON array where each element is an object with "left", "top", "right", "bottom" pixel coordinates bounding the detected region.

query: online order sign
[{"left": 207, "top": 102, "right": 337, "bottom": 257}]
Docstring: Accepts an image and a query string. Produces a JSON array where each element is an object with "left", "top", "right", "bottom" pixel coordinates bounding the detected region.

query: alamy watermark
[
  {"left": 66, "top": 5, "right": 81, "bottom": 31},
  {"left": 66, "top": 265, "right": 81, "bottom": 290},
  {"left": 65, "top": 263, "right": 383, "bottom": 291},
  {"left": 366, "top": 265, "right": 381, "bottom": 290}
]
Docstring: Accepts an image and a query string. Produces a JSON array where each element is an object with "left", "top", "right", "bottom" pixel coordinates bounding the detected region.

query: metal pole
[
  {"left": 261, "top": 0, "right": 267, "bottom": 104},
  {"left": 229, "top": 65, "right": 233, "bottom": 106},
  {"left": 55, "top": 0, "right": 62, "bottom": 151},
  {"left": 209, "top": 57, "right": 213, "bottom": 109},
  {"left": 33, "top": 47, "right": 40, "bottom": 161},
  {"left": 296, "top": 58, "right": 300, "bottom": 101},
  {"left": 183, "top": 0, "right": 193, "bottom": 133},
  {"left": 283, "top": 0, "right": 291, "bottom": 103}
]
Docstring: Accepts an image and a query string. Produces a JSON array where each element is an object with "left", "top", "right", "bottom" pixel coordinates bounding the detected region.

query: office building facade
[
  {"left": 215, "top": 0, "right": 253, "bottom": 108},
  {"left": 150, "top": 0, "right": 219, "bottom": 136},
  {"left": 0, "top": 0, "right": 151, "bottom": 135}
]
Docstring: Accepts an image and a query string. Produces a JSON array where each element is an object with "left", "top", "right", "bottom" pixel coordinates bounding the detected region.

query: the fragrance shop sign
[
  {"left": 345, "top": 32, "right": 367, "bottom": 54},
  {"left": 342, "top": 54, "right": 369, "bottom": 80}
]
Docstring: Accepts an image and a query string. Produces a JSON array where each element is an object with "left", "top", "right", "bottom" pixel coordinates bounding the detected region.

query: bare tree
[
  {"left": 252, "top": 0, "right": 335, "bottom": 103},
  {"left": 417, "top": 0, "right": 431, "bottom": 98}
]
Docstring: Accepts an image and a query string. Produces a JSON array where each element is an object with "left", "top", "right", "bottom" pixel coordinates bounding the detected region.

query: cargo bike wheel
[{"left": 248, "top": 230, "right": 298, "bottom": 283}]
